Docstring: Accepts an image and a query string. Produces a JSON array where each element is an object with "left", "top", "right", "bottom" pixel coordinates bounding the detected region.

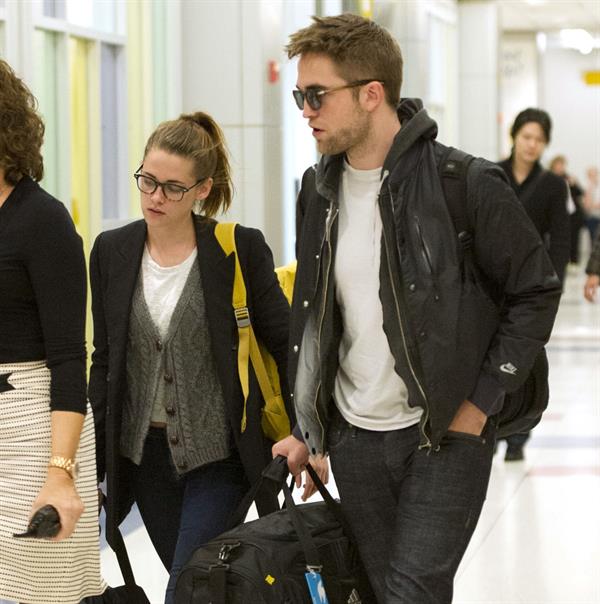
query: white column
[
  {"left": 181, "top": 0, "right": 286, "bottom": 264},
  {"left": 458, "top": 0, "right": 500, "bottom": 161},
  {"left": 374, "top": 0, "right": 429, "bottom": 99}
]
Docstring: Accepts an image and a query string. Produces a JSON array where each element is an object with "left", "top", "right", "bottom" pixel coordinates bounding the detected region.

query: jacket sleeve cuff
[
  {"left": 292, "top": 423, "right": 305, "bottom": 442},
  {"left": 469, "top": 371, "right": 506, "bottom": 417}
]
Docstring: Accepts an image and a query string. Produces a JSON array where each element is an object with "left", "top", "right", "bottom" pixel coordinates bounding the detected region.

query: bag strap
[
  {"left": 102, "top": 499, "right": 139, "bottom": 589},
  {"left": 439, "top": 147, "right": 476, "bottom": 261},
  {"left": 214, "top": 223, "right": 279, "bottom": 433}
]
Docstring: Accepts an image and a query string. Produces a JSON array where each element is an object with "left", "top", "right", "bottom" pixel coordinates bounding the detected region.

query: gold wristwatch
[{"left": 48, "top": 456, "right": 79, "bottom": 480}]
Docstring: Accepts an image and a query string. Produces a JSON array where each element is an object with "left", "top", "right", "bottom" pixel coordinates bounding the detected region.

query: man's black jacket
[{"left": 289, "top": 99, "right": 561, "bottom": 454}]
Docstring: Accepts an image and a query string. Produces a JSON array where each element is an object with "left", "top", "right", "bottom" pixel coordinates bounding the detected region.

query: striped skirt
[{"left": 0, "top": 361, "right": 106, "bottom": 604}]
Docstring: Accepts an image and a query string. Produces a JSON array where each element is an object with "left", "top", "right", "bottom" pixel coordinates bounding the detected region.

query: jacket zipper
[
  {"left": 383, "top": 183, "right": 432, "bottom": 450},
  {"left": 313, "top": 203, "right": 339, "bottom": 451},
  {"left": 414, "top": 215, "right": 441, "bottom": 299},
  {"left": 414, "top": 215, "right": 433, "bottom": 274}
]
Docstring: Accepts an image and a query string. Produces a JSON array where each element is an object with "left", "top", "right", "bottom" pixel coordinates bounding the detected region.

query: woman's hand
[{"left": 29, "top": 468, "right": 84, "bottom": 541}]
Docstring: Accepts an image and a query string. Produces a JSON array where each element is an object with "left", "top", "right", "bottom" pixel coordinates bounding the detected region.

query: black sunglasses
[{"left": 292, "top": 79, "right": 385, "bottom": 111}]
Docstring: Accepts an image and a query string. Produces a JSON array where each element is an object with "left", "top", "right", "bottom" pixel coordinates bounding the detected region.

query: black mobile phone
[{"left": 13, "top": 504, "right": 61, "bottom": 538}]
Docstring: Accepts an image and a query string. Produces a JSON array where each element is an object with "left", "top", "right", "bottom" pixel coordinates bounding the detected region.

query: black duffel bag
[{"left": 175, "top": 456, "right": 376, "bottom": 604}]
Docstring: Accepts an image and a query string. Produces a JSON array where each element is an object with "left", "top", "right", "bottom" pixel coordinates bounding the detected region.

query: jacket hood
[{"left": 315, "top": 98, "right": 438, "bottom": 201}]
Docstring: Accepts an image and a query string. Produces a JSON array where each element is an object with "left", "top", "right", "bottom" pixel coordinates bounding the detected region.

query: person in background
[
  {"left": 88, "top": 111, "right": 327, "bottom": 604},
  {"left": 497, "top": 108, "right": 568, "bottom": 462},
  {"left": 584, "top": 230, "right": 600, "bottom": 302},
  {"left": 273, "top": 14, "right": 560, "bottom": 604},
  {"left": 549, "top": 155, "right": 584, "bottom": 265},
  {"left": 583, "top": 166, "right": 600, "bottom": 245},
  {"left": 0, "top": 59, "right": 105, "bottom": 604}
]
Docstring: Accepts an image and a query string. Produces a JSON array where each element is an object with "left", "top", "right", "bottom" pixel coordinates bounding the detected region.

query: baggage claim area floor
[{"left": 4, "top": 264, "right": 595, "bottom": 604}]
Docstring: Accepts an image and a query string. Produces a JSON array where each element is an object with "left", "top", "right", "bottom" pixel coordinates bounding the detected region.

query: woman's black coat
[{"left": 88, "top": 216, "right": 291, "bottom": 547}]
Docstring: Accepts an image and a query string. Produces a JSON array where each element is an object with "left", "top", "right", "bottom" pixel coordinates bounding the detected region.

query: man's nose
[{"left": 303, "top": 100, "right": 318, "bottom": 120}]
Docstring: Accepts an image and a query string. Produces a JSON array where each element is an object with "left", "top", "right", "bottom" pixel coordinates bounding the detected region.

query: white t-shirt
[
  {"left": 141, "top": 246, "right": 198, "bottom": 338},
  {"left": 333, "top": 160, "right": 422, "bottom": 431}
]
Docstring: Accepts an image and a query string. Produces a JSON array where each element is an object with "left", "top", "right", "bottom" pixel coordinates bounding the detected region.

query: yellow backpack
[{"left": 214, "top": 223, "right": 295, "bottom": 442}]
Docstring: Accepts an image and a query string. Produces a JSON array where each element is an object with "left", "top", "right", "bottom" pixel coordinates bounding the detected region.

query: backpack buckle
[
  {"left": 218, "top": 542, "right": 240, "bottom": 562},
  {"left": 234, "top": 307, "right": 250, "bottom": 328}
]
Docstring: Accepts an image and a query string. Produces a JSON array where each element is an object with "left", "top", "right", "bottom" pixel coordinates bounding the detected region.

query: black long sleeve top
[
  {"left": 0, "top": 176, "right": 87, "bottom": 413},
  {"left": 498, "top": 159, "right": 570, "bottom": 285}
]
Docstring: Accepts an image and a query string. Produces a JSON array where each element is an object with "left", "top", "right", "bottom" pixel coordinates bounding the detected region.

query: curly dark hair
[{"left": 0, "top": 59, "right": 45, "bottom": 184}]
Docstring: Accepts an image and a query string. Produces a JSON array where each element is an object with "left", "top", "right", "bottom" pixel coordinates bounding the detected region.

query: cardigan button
[
  {"left": 156, "top": 340, "right": 163, "bottom": 351},
  {"left": 293, "top": 345, "right": 299, "bottom": 353},
  {"left": 164, "top": 374, "right": 173, "bottom": 384},
  {"left": 166, "top": 406, "right": 175, "bottom": 416},
  {"left": 170, "top": 435, "right": 179, "bottom": 445},
  {"left": 303, "top": 300, "right": 309, "bottom": 308},
  {"left": 409, "top": 283, "right": 416, "bottom": 292}
]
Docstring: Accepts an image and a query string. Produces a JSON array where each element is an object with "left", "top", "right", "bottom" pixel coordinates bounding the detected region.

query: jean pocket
[
  {"left": 327, "top": 423, "right": 350, "bottom": 451},
  {"left": 444, "top": 430, "right": 487, "bottom": 445}
]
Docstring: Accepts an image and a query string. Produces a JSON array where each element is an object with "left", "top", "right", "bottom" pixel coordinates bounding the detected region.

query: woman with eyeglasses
[
  {"left": 0, "top": 59, "right": 105, "bottom": 603},
  {"left": 88, "top": 112, "right": 298, "bottom": 603}
]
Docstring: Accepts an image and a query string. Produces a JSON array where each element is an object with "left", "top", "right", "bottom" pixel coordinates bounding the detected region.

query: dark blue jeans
[
  {"left": 130, "top": 427, "right": 249, "bottom": 604},
  {"left": 327, "top": 409, "right": 495, "bottom": 604}
]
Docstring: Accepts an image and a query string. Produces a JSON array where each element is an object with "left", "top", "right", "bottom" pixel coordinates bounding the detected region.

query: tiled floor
[{"left": 3, "top": 265, "right": 597, "bottom": 604}]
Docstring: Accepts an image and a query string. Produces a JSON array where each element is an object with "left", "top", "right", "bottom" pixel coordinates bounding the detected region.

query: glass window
[
  {"left": 43, "top": 0, "right": 66, "bottom": 19},
  {"left": 101, "top": 42, "right": 119, "bottom": 219},
  {"left": 65, "top": 0, "right": 118, "bottom": 34},
  {"left": 33, "top": 29, "right": 60, "bottom": 197}
]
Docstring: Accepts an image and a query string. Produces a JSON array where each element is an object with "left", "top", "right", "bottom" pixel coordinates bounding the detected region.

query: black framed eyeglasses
[
  {"left": 133, "top": 165, "right": 207, "bottom": 202},
  {"left": 292, "top": 79, "right": 385, "bottom": 111}
]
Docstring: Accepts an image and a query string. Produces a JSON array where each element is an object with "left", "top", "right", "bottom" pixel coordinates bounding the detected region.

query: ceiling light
[{"left": 559, "top": 29, "right": 594, "bottom": 55}]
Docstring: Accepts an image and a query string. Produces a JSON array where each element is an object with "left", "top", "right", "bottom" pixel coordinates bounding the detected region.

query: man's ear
[{"left": 361, "top": 81, "right": 386, "bottom": 112}]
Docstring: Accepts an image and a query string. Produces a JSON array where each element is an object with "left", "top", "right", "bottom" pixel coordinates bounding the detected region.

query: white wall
[
  {"left": 281, "top": 0, "right": 317, "bottom": 263},
  {"left": 458, "top": 0, "right": 499, "bottom": 161},
  {"left": 374, "top": 0, "right": 459, "bottom": 146},
  {"left": 181, "top": 0, "right": 286, "bottom": 263},
  {"left": 539, "top": 46, "right": 600, "bottom": 184},
  {"left": 499, "top": 33, "right": 539, "bottom": 160}
]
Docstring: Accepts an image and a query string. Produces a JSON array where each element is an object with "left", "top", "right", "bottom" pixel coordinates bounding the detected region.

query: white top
[
  {"left": 333, "top": 161, "right": 422, "bottom": 431},
  {"left": 141, "top": 246, "right": 198, "bottom": 338}
]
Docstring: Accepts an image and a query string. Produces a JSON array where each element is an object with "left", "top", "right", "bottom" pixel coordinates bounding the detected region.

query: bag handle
[{"left": 226, "top": 456, "right": 359, "bottom": 571}]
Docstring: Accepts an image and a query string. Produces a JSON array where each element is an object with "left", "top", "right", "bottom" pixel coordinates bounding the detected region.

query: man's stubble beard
[{"left": 317, "top": 106, "right": 371, "bottom": 157}]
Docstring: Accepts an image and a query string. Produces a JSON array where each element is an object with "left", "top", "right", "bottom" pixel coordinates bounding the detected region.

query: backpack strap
[
  {"left": 439, "top": 147, "right": 476, "bottom": 260},
  {"left": 214, "top": 222, "right": 279, "bottom": 434}
]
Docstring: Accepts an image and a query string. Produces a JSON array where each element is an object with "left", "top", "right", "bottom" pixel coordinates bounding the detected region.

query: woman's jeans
[
  {"left": 327, "top": 408, "right": 496, "bottom": 604},
  {"left": 129, "top": 427, "right": 249, "bottom": 604}
]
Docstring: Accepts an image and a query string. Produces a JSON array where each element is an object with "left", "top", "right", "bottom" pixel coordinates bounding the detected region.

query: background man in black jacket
[
  {"left": 498, "top": 108, "right": 569, "bottom": 461},
  {"left": 273, "top": 13, "right": 561, "bottom": 604}
]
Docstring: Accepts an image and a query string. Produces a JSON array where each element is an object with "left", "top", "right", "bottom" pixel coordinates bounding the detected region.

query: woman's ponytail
[{"left": 143, "top": 110, "right": 233, "bottom": 217}]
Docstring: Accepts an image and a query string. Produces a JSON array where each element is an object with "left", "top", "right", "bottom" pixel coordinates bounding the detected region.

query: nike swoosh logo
[{"left": 500, "top": 363, "right": 518, "bottom": 375}]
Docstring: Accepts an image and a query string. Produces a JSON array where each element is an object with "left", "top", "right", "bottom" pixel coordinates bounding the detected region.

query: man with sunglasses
[{"left": 273, "top": 13, "right": 561, "bottom": 604}]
